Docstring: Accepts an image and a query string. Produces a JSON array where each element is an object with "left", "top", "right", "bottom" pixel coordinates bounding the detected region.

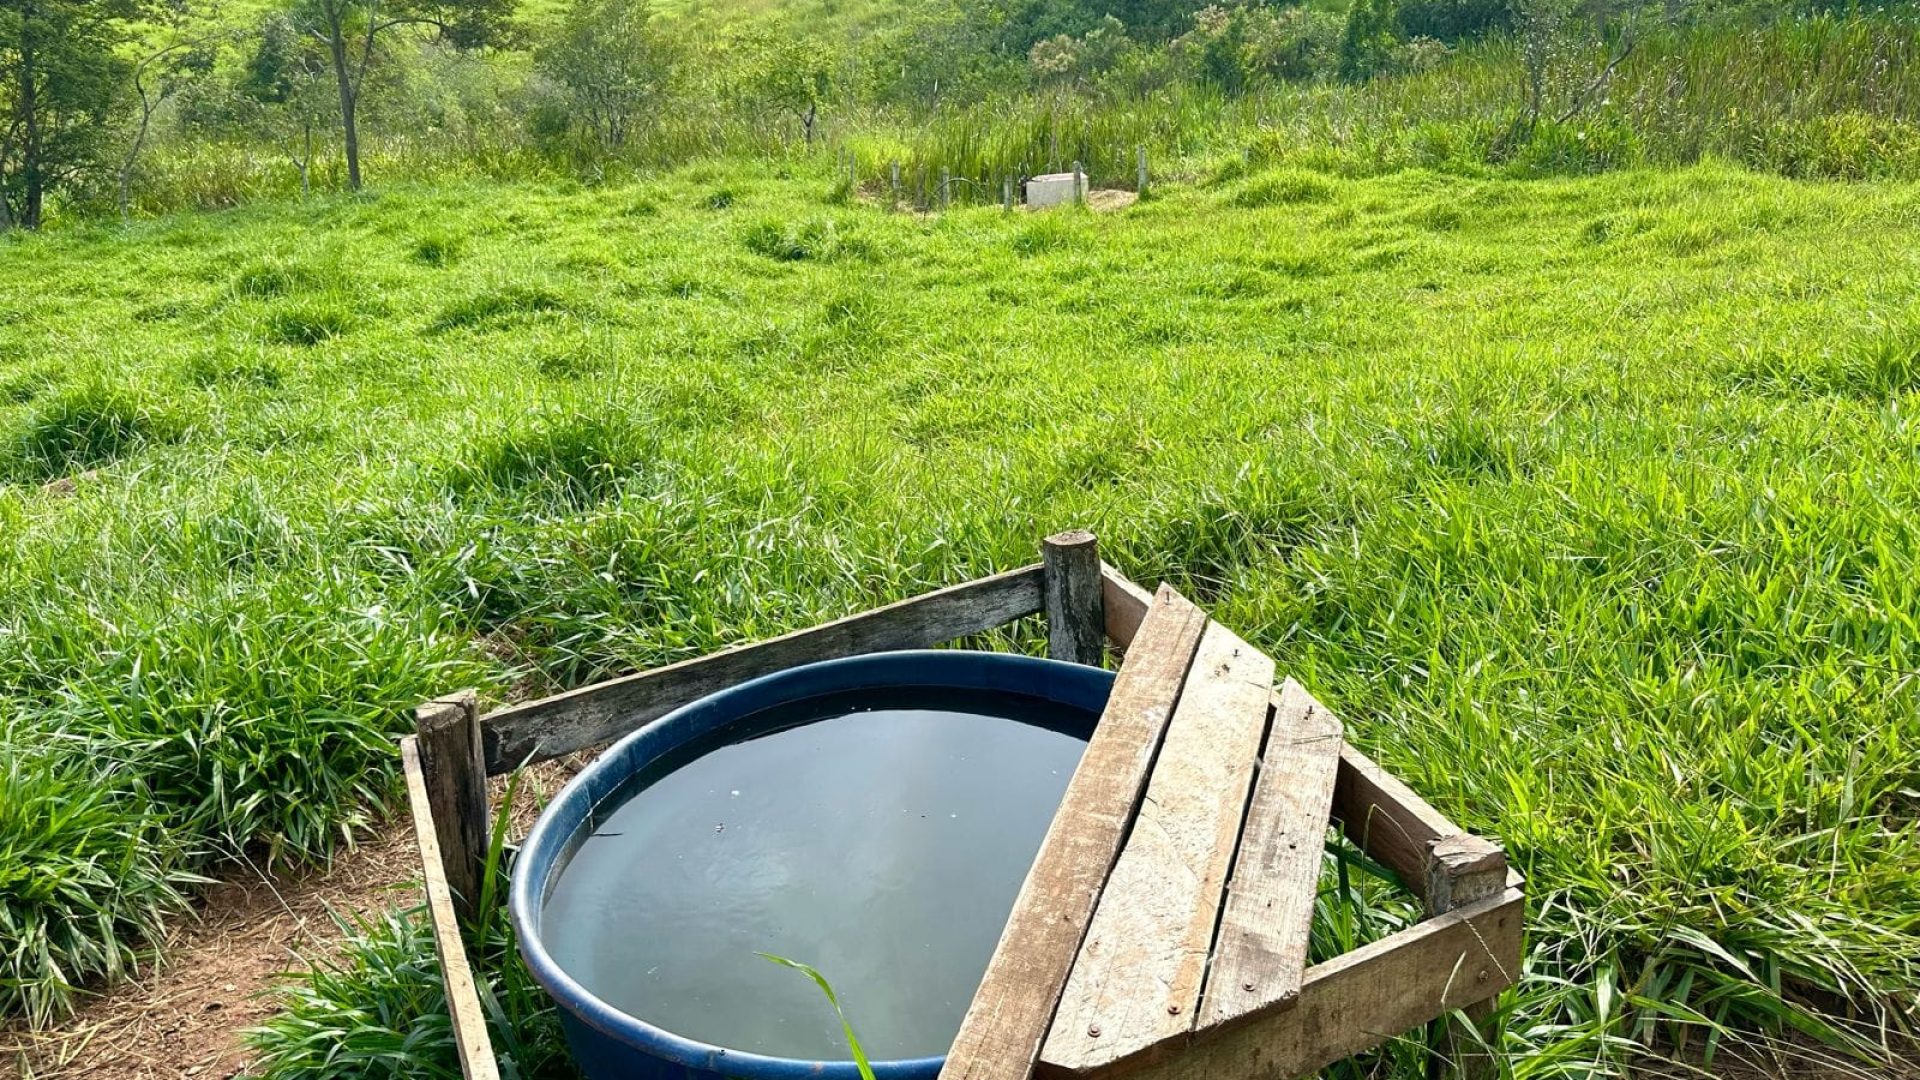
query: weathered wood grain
[
  {"left": 1201, "top": 677, "right": 1344, "bottom": 1031},
  {"left": 1426, "top": 835, "right": 1508, "bottom": 914},
  {"left": 1099, "top": 564, "right": 1153, "bottom": 653},
  {"left": 1124, "top": 888, "right": 1524, "bottom": 1080},
  {"left": 1332, "top": 742, "right": 1462, "bottom": 900},
  {"left": 482, "top": 564, "right": 1045, "bottom": 773},
  {"left": 1045, "top": 531, "right": 1106, "bottom": 667},
  {"left": 941, "top": 586, "right": 1209, "bottom": 1080},
  {"left": 414, "top": 691, "right": 489, "bottom": 924},
  {"left": 1040, "top": 622, "right": 1274, "bottom": 1077},
  {"left": 401, "top": 735, "right": 503, "bottom": 1080},
  {"left": 1425, "top": 836, "right": 1510, "bottom": 1080}
]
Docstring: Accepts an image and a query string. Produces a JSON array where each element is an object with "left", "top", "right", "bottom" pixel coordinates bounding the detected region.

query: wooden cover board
[
  {"left": 940, "top": 585, "right": 1208, "bottom": 1080},
  {"left": 1039, "top": 621, "right": 1273, "bottom": 1077},
  {"left": 1200, "top": 678, "right": 1343, "bottom": 1030}
]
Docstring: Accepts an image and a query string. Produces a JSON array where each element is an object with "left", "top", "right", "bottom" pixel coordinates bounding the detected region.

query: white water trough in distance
[{"left": 1025, "top": 170, "right": 1087, "bottom": 209}]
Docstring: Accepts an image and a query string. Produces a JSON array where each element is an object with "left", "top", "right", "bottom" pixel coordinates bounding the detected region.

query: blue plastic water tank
[{"left": 511, "top": 650, "right": 1114, "bottom": 1080}]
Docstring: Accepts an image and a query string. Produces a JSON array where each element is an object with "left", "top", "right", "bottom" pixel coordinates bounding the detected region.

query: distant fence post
[
  {"left": 1137, "top": 144, "right": 1148, "bottom": 194},
  {"left": 1003, "top": 176, "right": 1014, "bottom": 212},
  {"left": 941, "top": 169, "right": 950, "bottom": 210},
  {"left": 891, "top": 161, "right": 900, "bottom": 206},
  {"left": 1072, "top": 160, "right": 1085, "bottom": 205}
]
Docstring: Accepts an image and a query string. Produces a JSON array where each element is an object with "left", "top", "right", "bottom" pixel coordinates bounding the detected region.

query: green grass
[
  {"left": 758, "top": 953, "right": 880, "bottom": 1080},
  {"left": 4, "top": 158, "right": 1918, "bottom": 1074}
]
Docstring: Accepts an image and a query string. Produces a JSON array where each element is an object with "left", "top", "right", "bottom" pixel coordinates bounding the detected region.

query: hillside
[{"left": 3, "top": 160, "right": 1918, "bottom": 1074}]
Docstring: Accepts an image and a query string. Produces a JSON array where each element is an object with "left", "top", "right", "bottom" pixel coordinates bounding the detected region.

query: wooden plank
[
  {"left": 1425, "top": 836, "right": 1510, "bottom": 1080},
  {"left": 1122, "top": 888, "right": 1524, "bottom": 1080},
  {"left": 1040, "top": 622, "right": 1274, "bottom": 1077},
  {"left": 1332, "top": 742, "right": 1462, "bottom": 899},
  {"left": 1099, "top": 563, "right": 1152, "bottom": 653},
  {"left": 483, "top": 564, "right": 1045, "bottom": 773},
  {"left": 415, "top": 691, "right": 489, "bottom": 923},
  {"left": 941, "top": 585, "right": 1209, "bottom": 1080},
  {"left": 1201, "top": 677, "right": 1344, "bottom": 1030},
  {"left": 401, "top": 735, "right": 503, "bottom": 1080},
  {"left": 1044, "top": 531, "right": 1106, "bottom": 667}
]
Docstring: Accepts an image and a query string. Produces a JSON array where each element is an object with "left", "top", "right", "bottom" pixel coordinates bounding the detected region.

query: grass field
[{"left": 3, "top": 158, "right": 1918, "bottom": 1074}]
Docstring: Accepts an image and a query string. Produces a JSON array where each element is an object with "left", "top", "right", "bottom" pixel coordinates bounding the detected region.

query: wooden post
[
  {"left": 1043, "top": 530, "right": 1104, "bottom": 667},
  {"left": 1004, "top": 176, "right": 1014, "bottom": 212},
  {"left": 892, "top": 161, "right": 901, "bottom": 205},
  {"left": 414, "top": 690, "right": 489, "bottom": 924},
  {"left": 1073, "top": 160, "right": 1085, "bottom": 204},
  {"left": 1425, "top": 835, "right": 1508, "bottom": 1079},
  {"left": 402, "top": 736, "right": 505, "bottom": 1080},
  {"left": 941, "top": 169, "right": 951, "bottom": 210},
  {"left": 1137, "top": 145, "right": 1148, "bottom": 194}
]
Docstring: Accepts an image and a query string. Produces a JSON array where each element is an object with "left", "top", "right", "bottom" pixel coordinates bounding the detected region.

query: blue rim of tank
[{"left": 511, "top": 649, "right": 1116, "bottom": 1080}]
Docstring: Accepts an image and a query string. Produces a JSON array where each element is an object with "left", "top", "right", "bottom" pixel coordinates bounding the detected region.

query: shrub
[{"left": 1339, "top": 0, "right": 1404, "bottom": 82}]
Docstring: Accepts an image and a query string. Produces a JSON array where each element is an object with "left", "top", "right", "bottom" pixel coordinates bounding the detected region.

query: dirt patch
[
  {"left": 1084, "top": 188, "right": 1139, "bottom": 212},
  {"left": 0, "top": 827, "right": 419, "bottom": 1080},
  {"left": 0, "top": 754, "right": 586, "bottom": 1080}
]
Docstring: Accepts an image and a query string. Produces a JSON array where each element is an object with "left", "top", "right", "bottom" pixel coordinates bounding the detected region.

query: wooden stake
[
  {"left": 1425, "top": 835, "right": 1508, "bottom": 1080},
  {"left": 941, "top": 168, "right": 951, "bottom": 210},
  {"left": 1137, "top": 145, "right": 1148, "bottom": 194},
  {"left": 1043, "top": 530, "right": 1104, "bottom": 667},
  {"left": 1073, "top": 160, "right": 1085, "bottom": 204},
  {"left": 414, "top": 690, "right": 488, "bottom": 924}
]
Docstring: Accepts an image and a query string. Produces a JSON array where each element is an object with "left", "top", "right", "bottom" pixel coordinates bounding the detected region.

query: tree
[
  {"left": 120, "top": 32, "right": 218, "bottom": 221},
  {"left": 535, "top": 0, "right": 674, "bottom": 152},
  {"left": 735, "top": 30, "right": 833, "bottom": 146},
  {"left": 240, "top": 13, "right": 338, "bottom": 196},
  {"left": 286, "top": 0, "right": 516, "bottom": 190},
  {"left": 0, "top": 0, "right": 150, "bottom": 230},
  {"left": 1338, "top": 0, "right": 1402, "bottom": 82}
]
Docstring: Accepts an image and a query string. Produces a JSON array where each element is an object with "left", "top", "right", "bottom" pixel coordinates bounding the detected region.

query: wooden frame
[{"left": 402, "top": 531, "right": 1522, "bottom": 1080}]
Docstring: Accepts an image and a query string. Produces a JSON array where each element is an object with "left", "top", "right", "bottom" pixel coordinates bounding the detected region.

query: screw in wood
[{"left": 1088, "top": 1025, "right": 1102, "bottom": 1038}]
